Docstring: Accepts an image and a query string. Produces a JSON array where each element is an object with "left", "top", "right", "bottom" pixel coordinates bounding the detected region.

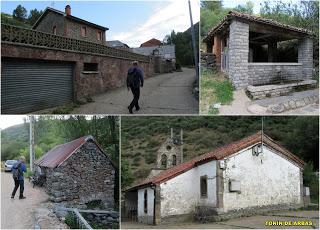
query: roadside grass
[{"left": 200, "top": 67, "right": 234, "bottom": 114}]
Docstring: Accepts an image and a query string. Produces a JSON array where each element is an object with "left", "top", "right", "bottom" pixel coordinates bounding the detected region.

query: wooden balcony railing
[{"left": 1, "top": 24, "right": 150, "bottom": 62}]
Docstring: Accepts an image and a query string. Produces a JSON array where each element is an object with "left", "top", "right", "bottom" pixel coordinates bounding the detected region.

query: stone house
[
  {"left": 203, "top": 11, "right": 314, "bottom": 89},
  {"left": 34, "top": 135, "right": 115, "bottom": 208},
  {"left": 140, "top": 38, "right": 163, "bottom": 47},
  {"left": 124, "top": 131, "right": 309, "bottom": 225},
  {"left": 33, "top": 5, "right": 108, "bottom": 45}
]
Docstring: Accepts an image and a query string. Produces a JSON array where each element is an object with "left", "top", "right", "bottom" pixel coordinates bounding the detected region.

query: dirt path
[
  {"left": 122, "top": 210, "right": 319, "bottom": 229},
  {"left": 1, "top": 172, "right": 49, "bottom": 229},
  {"left": 72, "top": 68, "right": 198, "bottom": 114}
]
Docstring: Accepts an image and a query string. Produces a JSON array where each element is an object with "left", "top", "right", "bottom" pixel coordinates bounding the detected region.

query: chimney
[{"left": 65, "top": 5, "right": 71, "bottom": 16}]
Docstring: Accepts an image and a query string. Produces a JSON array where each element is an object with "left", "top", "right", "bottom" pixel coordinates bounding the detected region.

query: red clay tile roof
[
  {"left": 140, "top": 38, "right": 163, "bottom": 47},
  {"left": 35, "top": 135, "right": 107, "bottom": 168},
  {"left": 127, "top": 131, "right": 305, "bottom": 191},
  {"left": 203, "top": 11, "right": 312, "bottom": 42}
]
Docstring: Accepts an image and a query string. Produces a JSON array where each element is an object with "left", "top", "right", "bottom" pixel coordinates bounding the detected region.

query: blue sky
[{"left": 1, "top": 0, "right": 200, "bottom": 47}]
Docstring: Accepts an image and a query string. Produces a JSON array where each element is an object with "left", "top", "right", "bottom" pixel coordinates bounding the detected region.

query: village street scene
[
  {"left": 121, "top": 116, "right": 319, "bottom": 228},
  {"left": 1, "top": 1, "right": 199, "bottom": 115},
  {"left": 1, "top": 115, "right": 119, "bottom": 229},
  {"left": 200, "top": 0, "right": 319, "bottom": 115}
]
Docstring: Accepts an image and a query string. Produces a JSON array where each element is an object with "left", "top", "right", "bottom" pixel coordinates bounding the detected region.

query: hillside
[
  {"left": 1, "top": 13, "right": 32, "bottom": 28},
  {"left": 121, "top": 116, "right": 319, "bottom": 186}
]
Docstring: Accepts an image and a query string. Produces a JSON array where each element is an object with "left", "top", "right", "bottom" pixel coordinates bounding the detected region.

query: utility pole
[
  {"left": 29, "top": 115, "right": 35, "bottom": 172},
  {"left": 188, "top": 0, "right": 199, "bottom": 79}
]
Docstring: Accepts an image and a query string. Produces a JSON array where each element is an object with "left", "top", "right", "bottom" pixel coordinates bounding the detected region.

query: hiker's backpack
[
  {"left": 12, "top": 162, "right": 22, "bottom": 180},
  {"left": 127, "top": 69, "right": 140, "bottom": 88}
]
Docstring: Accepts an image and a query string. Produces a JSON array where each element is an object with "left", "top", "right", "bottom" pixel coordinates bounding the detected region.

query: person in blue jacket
[
  {"left": 11, "top": 156, "right": 27, "bottom": 199},
  {"left": 126, "top": 61, "right": 144, "bottom": 114}
]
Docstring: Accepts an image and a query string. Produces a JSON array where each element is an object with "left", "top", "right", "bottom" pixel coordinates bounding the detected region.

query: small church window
[
  {"left": 200, "top": 176, "right": 208, "bottom": 198},
  {"left": 52, "top": 26, "right": 57, "bottom": 35},
  {"left": 144, "top": 189, "right": 148, "bottom": 214},
  {"left": 166, "top": 145, "right": 171, "bottom": 150},
  {"left": 172, "top": 155, "right": 177, "bottom": 166},
  {"left": 161, "top": 154, "right": 167, "bottom": 168}
]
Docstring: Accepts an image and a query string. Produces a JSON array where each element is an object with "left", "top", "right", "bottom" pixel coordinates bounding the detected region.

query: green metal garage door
[{"left": 1, "top": 59, "right": 74, "bottom": 114}]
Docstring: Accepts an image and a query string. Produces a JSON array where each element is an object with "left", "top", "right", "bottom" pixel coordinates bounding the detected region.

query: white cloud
[{"left": 110, "top": 0, "right": 200, "bottom": 47}]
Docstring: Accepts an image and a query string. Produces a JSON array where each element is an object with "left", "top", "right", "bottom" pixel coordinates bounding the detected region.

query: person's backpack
[
  {"left": 12, "top": 162, "right": 22, "bottom": 180},
  {"left": 127, "top": 69, "right": 140, "bottom": 88}
]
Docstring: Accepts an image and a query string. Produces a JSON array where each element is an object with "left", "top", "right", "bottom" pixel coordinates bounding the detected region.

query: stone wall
[
  {"left": 228, "top": 20, "right": 249, "bottom": 89},
  {"left": 83, "top": 211, "right": 119, "bottom": 229},
  {"left": 66, "top": 19, "right": 106, "bottom": 45},
  {"left": 1, "top": 43, "right": 153, "bottom": 101},
  {"left": 34, "top": 11, "right": 65, "bottom": 36},
  {"left": 247, "top": 63, "right": 303, "bottom": 86},
  {"left": 156, "top": 138, "right": 182, "bottom": 169},
  {"left": 43, "top": 141, "right": 115, "bottom": 208},
  {"left": 298, "top": 37, "right": 313, "bottom": 78}
]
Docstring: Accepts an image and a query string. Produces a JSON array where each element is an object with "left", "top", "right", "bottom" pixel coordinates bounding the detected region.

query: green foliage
[
  {"left": 1, "top": 13, "right": 31, "bottom": 28},
  {"left": 27, "top": 9, "right": 43, "bottom": 25},
  {"left": 12, "top": 5, "right": 27, "bottom": 22},
  {"left": 303, "top": 162, "right": 319, "bottom": 203},
  {"left": 121, "top": 116, "right": 319, "bottom": 187},
  {"left": 65, "top": 212, "right": 79, "bottom": 229},
  {"left": 235, "top": 1, "right": 254, "bottom": 14}
]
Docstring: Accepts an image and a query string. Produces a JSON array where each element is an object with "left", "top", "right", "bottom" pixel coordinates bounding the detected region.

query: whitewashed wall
[
  {"left": 160, "top": 161, "right": 217, "bottom": 217},
  {"left": 223, "top": 145, "right": 301, "bottom": 212},
  {"left": 137, "top": 187, "right": 154, "bottom": 224}
]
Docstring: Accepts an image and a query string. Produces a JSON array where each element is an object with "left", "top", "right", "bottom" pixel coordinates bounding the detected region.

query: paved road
[
  {"left": 72, "top": 68, "right": 198, "bottom": 114},
  {"left": 1, "top": 172, "right": 49, "bottom": 229},
  {"left": 122, "top": 210, "right": 319, "bottom": 229}
]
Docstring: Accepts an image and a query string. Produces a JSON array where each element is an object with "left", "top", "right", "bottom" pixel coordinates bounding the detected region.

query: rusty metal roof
[
  {"left": 126, "top": 131, "right": 305, "bottom": 191},
  {"left": 35, "top": 135, "right": 106, "bottom": 168},
  {"left": 203, "top": 11, "right": 313, "bottom": 42}
]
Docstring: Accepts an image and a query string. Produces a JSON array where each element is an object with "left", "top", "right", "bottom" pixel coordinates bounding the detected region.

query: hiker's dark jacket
[{"left": 127, "top": 67, "right": 144, "bottom": 88}]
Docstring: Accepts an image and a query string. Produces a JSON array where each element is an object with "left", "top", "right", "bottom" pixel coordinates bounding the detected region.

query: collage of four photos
[{"left": 0, "top": 0, "right": 319, "bottom": 229}]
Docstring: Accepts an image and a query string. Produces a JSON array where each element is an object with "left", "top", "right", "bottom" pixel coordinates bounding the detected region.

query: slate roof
[
  {"left": 35, "top": 135, "right": 108, "bottom": 168},
  {"left": 126, "top": 131, "right": 305, "bottom": 191},
  {"left": 107, "top": 40, "right": 130, "bottom": 48},
  {"left": 33, "top": 7, "right": 109, "bottom": 31},
  {"left": 203, "top": 11, "right": 312, "bottom": 42},
  {"left": 132, "top": 45, "right": 176, "bottom": 59}
]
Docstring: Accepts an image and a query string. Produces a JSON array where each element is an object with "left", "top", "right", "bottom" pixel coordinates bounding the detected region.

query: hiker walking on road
[
  {"left": 11, "top": 156, "right": 27, "bottom": 199},
  {"left": 126, "top": 61, "right": 144, "bottom": 114}
]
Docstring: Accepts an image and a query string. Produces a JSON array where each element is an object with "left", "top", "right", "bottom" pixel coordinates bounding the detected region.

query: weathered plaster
[
  {"left": 222, "top": 145, "right": 301, "bottom": 212},
  {"left": 160, "top": 161, "right": 217, "bottom": 218},
  {"left": 137, "top": 187, "right": 154, "bottom": 224}
]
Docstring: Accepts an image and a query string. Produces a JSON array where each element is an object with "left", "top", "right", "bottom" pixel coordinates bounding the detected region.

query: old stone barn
[
  {"left": 203, "top": 11, "right": 314, "bottom": 90},
  {"left": 124, "top": 131, "right": 310, "bottom": 225},
  {"left": 1, "top": 5, "right": 153, "bottom": 114},
  {"left": 34, "top": 135, "right": 115, "bottom": 208}
]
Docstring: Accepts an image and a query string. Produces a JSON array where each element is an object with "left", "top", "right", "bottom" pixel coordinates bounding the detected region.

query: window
[
  {"left": 81, "top": 26, "right": 87, "bottom": 37},
  {"left": 97, "top": 31, "right": 103, "bottom": 41},
  {"left": 161, "top": 154, "right": 167, "bottom": 168},
  {"left": 200, "top": 176, "right": 208, "bottom": 198},
  {"left": 172, "top": 155, "right": 177, "bottom": 166},
  {"left": 52, "top": 26, "right": 57, "bottom": 35},
  {"left": 83, "top": 63, "right": 98, "bottom": 72},
  {"left": 144, "top": 190, "right": 148, "bottom": 214}
]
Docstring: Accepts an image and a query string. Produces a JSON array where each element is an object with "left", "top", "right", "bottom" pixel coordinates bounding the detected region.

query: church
[{"left": 124, "top": 131, "right": 310, "bottom": 225}]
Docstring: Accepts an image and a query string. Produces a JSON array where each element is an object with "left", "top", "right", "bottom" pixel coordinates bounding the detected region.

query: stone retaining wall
[
  {"left": 83, "top": 211, "right": 119, "bottom": 229},
  {"left": 248, "top": 63, "right": 303, "bottom": 86}
]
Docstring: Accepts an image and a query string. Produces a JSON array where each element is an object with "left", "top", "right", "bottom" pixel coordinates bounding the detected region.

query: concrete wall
[
  {"left": 228, "top": 20, "right": 249, "bottom": 89},
  {"left": 160, "top": 161, "right": 217, "bottom": 218},
  {"left": 35, "top": 11, "right": 65, "bottom": 36},
  {"left": 138, "top": 187, "right": 154, "bottom": 224},
  {"left": 43, "top": 141, "right": 115, "bottom": 208},
  {"left": 222, "top": 145, "right": 302, "bottom": 212},
  {"left": 298, "top": 37, "right": 313, "bottom": 78},
  {"left": 247, "top": 63, "right": 303, "bottom": 85},
  {"left": 1, "top": 43, "right": 153, "bottom": 101}
]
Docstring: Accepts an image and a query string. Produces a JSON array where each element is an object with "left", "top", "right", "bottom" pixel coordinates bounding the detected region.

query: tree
[
  {"left": 27, "top": 9, "right": 43, "bottom": 25},
  {"left": 235, "top": 1, "right": 254, "bottom": 14},
  {"left": 12, "top": 5, "right": 27, "bottom": 22},
  {"left": 200, "top": 0, "right": 223, "bottom": 12}
]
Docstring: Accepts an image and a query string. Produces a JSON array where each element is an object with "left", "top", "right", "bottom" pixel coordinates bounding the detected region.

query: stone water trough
[{"left": 247, "top": 79, "right": 317, "bottom": 100}]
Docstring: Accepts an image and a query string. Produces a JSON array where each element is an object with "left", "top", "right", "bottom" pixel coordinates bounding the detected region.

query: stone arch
[{"left": 161, "top": 154, "right": 167, "bottom": 168}]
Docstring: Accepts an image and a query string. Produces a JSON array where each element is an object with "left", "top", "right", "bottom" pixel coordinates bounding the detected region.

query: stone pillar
[
  {"left": 298, "top": 37, "right": 313, "bottom": 78},
  {"left": 216, "top": 162, "right": 224, "bottom": 213},
  {"left": 268, "top": 42, "right": 277, "bottom": 62},
  {"left": 228, "top": 20, "right": 249, "bottom": 89},
  {"left": 153, "top": 185, "right": 161, "bottom": 225}
]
